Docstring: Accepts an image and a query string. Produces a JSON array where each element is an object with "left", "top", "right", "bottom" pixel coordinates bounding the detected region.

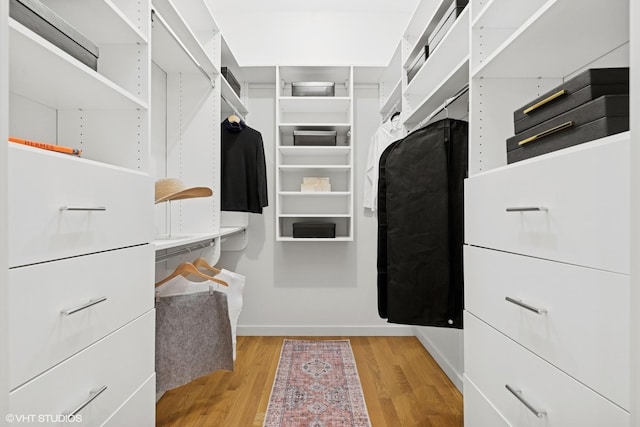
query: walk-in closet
[{"left": 0, "top": 0, "right": 638, "bottom": 426}]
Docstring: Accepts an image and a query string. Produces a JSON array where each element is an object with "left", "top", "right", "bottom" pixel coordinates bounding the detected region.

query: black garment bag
[{"left": 379, "top": 118, "right": 468, "bottom": 328}]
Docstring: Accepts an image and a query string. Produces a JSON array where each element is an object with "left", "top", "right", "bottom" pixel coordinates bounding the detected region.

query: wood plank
[{"left": 156, "top": 336, "right": 463, "bottom": 426}]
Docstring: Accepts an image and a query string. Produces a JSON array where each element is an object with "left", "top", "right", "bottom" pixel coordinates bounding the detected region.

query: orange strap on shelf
[{"left": 8, "top": 136, "right": 82, "bottom": 156}]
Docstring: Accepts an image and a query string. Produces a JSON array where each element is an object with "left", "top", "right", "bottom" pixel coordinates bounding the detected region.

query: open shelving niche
[
  {"left": 469, "top": 0, "right": 630, "bottom": 175},
  {"left": 150, "top": 0, "right": 249, "bottom": 268},
  {"left": 399, "top": 0, "right": 470, "bottom": 132},
  {"left": 275, "top": 66, "right": 354, "bottom": 241}
]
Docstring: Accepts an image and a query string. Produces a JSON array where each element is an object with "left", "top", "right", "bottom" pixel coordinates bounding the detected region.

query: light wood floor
[{"left": 156, "top": 336, "right": 463, "bottom": 427}]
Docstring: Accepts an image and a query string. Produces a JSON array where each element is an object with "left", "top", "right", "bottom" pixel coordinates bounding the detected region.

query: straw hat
[{"left": 155, "top": 178, "right": 212, "bottom": 204}]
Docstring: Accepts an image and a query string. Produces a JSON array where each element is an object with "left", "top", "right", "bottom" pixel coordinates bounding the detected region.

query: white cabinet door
[
  {"left": 9, "top": 244, "right": 153, "bottom": 390},
  {"left": 10, "top": 311, "right": 154, "bottom": 426},
  {"left": 464, "top": 245, "right": 629, "bottom": 410},
  {"left": 465, "top": 136, "right": 630, "bottom": 274},
  {"left": 8, "top": 143, "right": 153, "bottom": 267},
  {"left": 464, "top": 312, "right": 629, "bottom": 426}
]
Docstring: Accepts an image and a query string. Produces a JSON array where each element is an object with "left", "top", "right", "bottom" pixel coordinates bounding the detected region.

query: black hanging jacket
[{"left": 221, "top": 118, "right": 268, "bottom": 214}]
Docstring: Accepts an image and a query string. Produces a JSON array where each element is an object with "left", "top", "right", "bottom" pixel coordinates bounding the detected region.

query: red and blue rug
[{"left": 263, "top": 339, "right": 372, "bottom": 427}]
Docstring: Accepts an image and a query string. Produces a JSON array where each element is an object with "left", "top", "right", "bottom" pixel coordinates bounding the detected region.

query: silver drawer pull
[
  {"left": 60, "top": 206, "right": 107, "bottom": 211},
  {"left": 505, "top": 296, "right": 547, "bottom": 314},
  {"left": 505, "top": 206, "right": 548, "bottom": 212},
  {"left": 505, "top": 384, "right": 546, "bottom": 418},
  {"left": 62, "top": 297, "right": 107, "bottom": 316},
  {"left": 66, "top": 385, "right": 107, "bottom": 416}
]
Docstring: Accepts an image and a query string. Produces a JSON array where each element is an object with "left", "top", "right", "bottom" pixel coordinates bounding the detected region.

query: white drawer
[
  {"left": 465, "top": 137, "right": 629, "bottom": 274},
  {"left": 464, "top": 246, "right": 629, "bottom": 409},
  {"left": 103, "top": 374, "right": 155, "bottom": 427},
  {"left": 464, "top": 374, "right": 511, "bottom": 427},
  {"left": 464, "top": 312, "right": 629, "bottom": 426},
  {"left": 10, "top": 310, "right": 154, "bottom": 426},
  {"left": 9, "top": 245, "right": 154, "bottom": 390},
  {"left": 8, "top": 143, "right": 153, "bottom": 267}
]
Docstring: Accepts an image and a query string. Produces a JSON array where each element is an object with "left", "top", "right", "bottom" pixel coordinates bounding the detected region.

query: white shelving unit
[
  {"left": 150, "top": 0, "right": 249, "bottom": 261},
  {"left": 401, "top": 0, "right": 470, "bottom": 132},
  {"left": 275, "top": 66, "right": 354, "bottom": 241},
  {"left": 5, "top": 0, "right": 154, "bottom": 423},
  {"left": 465, "top": 0, "right": 632, "bottom": 423}
]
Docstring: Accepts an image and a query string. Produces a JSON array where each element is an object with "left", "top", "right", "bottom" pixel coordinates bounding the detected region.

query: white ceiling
[{"left": 207, "top": 0, "right": 419, "bottom": 67}]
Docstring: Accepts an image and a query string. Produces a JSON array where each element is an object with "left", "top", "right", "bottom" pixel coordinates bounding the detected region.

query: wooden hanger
[
  {"left": 154, "top": 262, "right": 228, "bottom": 288},
  {"left": 193, "top": 257, "right": 222, "bottom": 275},
  {"left": 228, "top": 114, "right": 241, "bottom": 123}
]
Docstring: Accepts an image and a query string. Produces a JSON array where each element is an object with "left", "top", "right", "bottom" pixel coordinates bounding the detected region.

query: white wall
[
  {"left": 208, "top": 0, "right": 418, "bottom": 66},
  {"left": 220, "top": 85, "right": 412, "bottom": 336},
  {"left": 0, "top": 0, "right": 8, "bottom": 417}
]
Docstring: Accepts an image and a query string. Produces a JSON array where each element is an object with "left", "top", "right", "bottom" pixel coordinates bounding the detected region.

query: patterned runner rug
[{"left": 263, "top": 339, "right": 372, "bottom": 427}]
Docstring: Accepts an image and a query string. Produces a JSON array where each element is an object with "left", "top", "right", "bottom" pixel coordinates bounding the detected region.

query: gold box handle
[
  {"left": 518, "top": 121, "right": 574, "bottom": 146},
  {"left": 523, "top": 89, "right": 567, "bottom": 114}
]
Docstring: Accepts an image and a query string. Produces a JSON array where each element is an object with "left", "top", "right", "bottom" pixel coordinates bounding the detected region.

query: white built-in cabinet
[
  {"left": 275, "top": 66, "right": 355, "bottom": 241},
  {"left": 464, "top": 0, "right": 631, "bottom": 425},
  {"left": 5, "top": 0, "right": 155, "bottom": 423},
  {"left": 0, "top": 0, "right": 249, "bottom": 421}
]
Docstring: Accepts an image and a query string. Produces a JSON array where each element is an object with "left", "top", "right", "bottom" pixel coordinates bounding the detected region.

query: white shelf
[
  {"left": 153, "top": 233, "right": 217, "bottom": 251},
  {"left": 279, "top": 66, "right": 351, "bottom": 85},
  {"left": 9, "top": 20, "right": 147, "bottom": 111},
  {"left": 380, "top": 78, "right": 402, "bottom": 117},
  {"left": 404, "top": 56, "right": 469, "bottom": 129},
  {"left": 279, "top": 165, "right": 351, "bottom": 171},
  {"left": 221, "top": 76, "right": 248, "bottom": 116},
  {"left": 404, "top": 0, "right": 462, "bottom": 69},
  {"left": 474, "top": 131, "right": 632, "bottom": 179},
  {"left": 219, "top": 226, "right": 246, "bottom": 238},
  {"left": 405, "top": 7, "right": 469, "bottom": 97},
  {"left": 163, "top": 0, "right": 219, "bottom": 32},
  {"left": 279, "top": 97, "right": 351, "bottom": 113},
  {"left": 279, "top": 191, "right": 351, "bottom": 196},
  {"left": 151, "top": 0, "right": 218, "bottom": 75},
  {"left": 403, "top": 0, "right": 442, "bottom": 60},
  {"left": 277, "top": 237, "right": 353, "bottom": 242},
  {"left": 279, "top": 146, "right": 351, "bottom": 156},
  {"left": 278, "top": 123, "right": 351, "bottom": 133},
  {"left": 42, "top": 0, "right": 147, "bottom": 44},
  {"left": 278, "top": 214, "right": 351, "bottom": 218},
  {"left": 472, "top": 0, "right": 547, "bottom": 29},
  {"left": 471, "top": 0, "right": 629, "bottom": 78}
]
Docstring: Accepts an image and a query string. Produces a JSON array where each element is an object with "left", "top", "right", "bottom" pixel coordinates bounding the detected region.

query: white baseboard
[
  {"left": 237, "top": 324, "right": 414, "bottom": 336},
  {"left": 414, "top": 327, "right": 464, "bottom": 393}
]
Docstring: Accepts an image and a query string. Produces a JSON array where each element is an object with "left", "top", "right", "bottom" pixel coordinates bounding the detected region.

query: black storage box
[
  {"left": 428, "top": 0, "right": 468, "bottom": 53},
  {"left": 292, "top": 222, "right": 336, "bottom": 238},
  {"left": 293, "top": 130, "right": 337, "bottom": 146},
  {"left": 407, "top": 46, "right": 429, "bottom": 83},
  {"left": 221, "top": 66, "right": 241, "bottom": 98},
  {"left": 291, "top": 82, "right": 335, "bottom": 97},
  {"left": 513, "top": 67, "right": 629, "bottom": 134},
  {"left": 506, "top": 94, "right": 629, "bottom": 164},
  {"left": 10, "top": 0, "right": 99, "bottom": 71}
]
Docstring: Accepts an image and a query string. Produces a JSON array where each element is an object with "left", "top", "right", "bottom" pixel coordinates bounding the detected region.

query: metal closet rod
[
  {"left": 151, "top": 8, "right": 216, "bottom": 89},
  {"left": 155, "top": 239, "right": 216, "bottom": 263},
  {"left": 412, "top": 83, "right": 470, "bottom": 132}
]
